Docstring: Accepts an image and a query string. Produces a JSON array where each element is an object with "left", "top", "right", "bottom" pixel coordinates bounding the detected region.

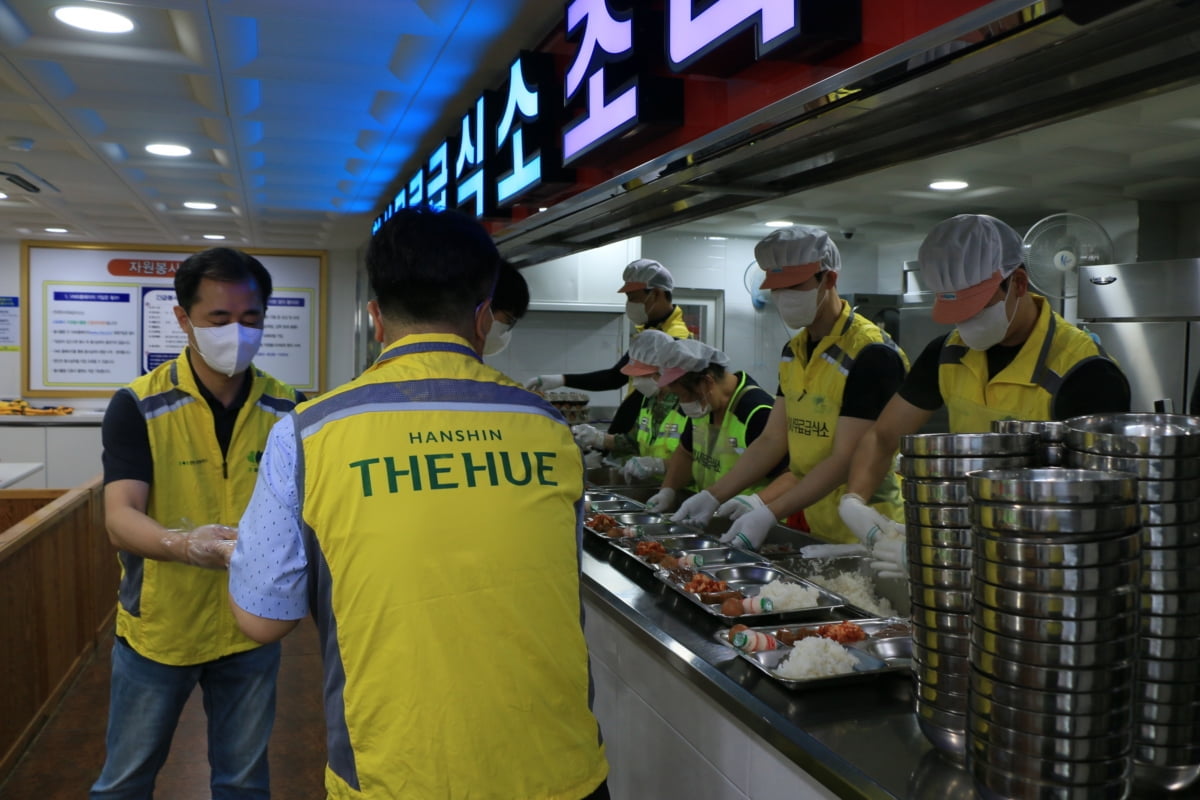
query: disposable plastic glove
[
  {"left": 645, "top": 487, "right": 678, "bottom": 513},
  {"left": 717, "top": 493, "right": 766, "bottom": 521},
  {"left": 525, "top": 374, "right": 565, "bottom": 392},
  {"left": 161, "top": 523, "right": 238, "bottom": 569},
  {"left": 798, "top": 543, "right": 869, "bottom": 559},
  {"left": 671, "top": 490, "right": 720, "bottom": 525},
  {"left": 718, "top": 506, "right": 776, "bottom": 551},
  {"left": 870, "top": 535, "right": 907, "bottom": 580},
  {"left": 621, "top": 456, "right": 665, "bottom": 482},
  {"left": 837, "top": 493, "right": 904, "bottom": 548},
  {"left": 572, "top": 424, "right": 606, "bottom": 451}
]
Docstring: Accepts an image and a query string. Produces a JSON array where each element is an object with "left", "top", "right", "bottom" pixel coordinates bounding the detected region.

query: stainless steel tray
[
  {"left": 715, "top": 617, "right": 911, "bottom": 690},
  {"left": 610, "top": 538, "right": 761, "bottom": 570},
  {"left": 652, "top": 564, "right": 848, "bottom": 623},
  {"left": 967, "top": 467, "right": 1138, "bottom": 505},
  {"left": 585, "top": 499, "right": 646, "bottom": 513},
  {"left": 1065, "top": 412, "right": 1200, "bottom": 457}
]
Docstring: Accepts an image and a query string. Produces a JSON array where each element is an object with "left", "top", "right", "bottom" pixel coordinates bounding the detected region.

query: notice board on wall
[{"left": 22, "top": 242, "right": 326, "bottom": 397}]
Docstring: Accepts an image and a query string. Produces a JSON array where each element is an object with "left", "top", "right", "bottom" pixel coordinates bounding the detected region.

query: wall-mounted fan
[
  {"left": 743, "top": 260, "right": 770, "bottom": 310},
  {"left": 1022, "top": 213, "right": 1114, "bottom": 300}
]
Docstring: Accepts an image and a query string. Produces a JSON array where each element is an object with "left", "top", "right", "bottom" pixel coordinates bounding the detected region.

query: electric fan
[{"left": 1021, "top": 213, "right": 1114, "bottom": 300}]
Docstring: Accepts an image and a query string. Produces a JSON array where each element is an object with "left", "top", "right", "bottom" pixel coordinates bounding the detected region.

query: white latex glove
[
  {"left": 621, "top": 456, "right": 665, "bottom": 482},
  {"left": 583, "top": 450, "right": 603, "bottom": 469},
  {"left": 645, "top": 488, "right": 678, "bottom": 513},
  {"left": 525, "top": 374, "right": 565, "bottom": 392},
  {"left": 162, "top": 524, "right": 238, "bottom": 569},
  {"left": 717, "top": 493, "right": 766, "bottom": 521},
  {"left": 718, "top": 506, "right": 776, "bottom": 550},
  {"left": 572, "top": 424, "right": 605, "bottom": 451},
  {"left": 671, "top": 490, "right": 720, "bottom": 525},
  {"left": 837, "top": 493, "right": 904, "bottom": 548},
  {"left": 870, "top": 535, "right": 907, "bottom": 580}
]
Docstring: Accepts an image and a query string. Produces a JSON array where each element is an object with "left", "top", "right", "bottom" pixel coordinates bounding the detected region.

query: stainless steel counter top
[{"left": 580, "top": 536, "right": 976, "bottom": 799}]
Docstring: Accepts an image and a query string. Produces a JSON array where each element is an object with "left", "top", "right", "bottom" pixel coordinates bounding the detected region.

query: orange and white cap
[
  {"left": 755, "top": 226, "right": 841, "bottom": 290},
  {"left": 617, "top": 258, "right": 674, "bottom": 293},
  {"left": 619, "top": 329, "right": 674, "bottom": 376},
  {"left": 920, "top": 214, "right": 1024, "bottom": 324}
]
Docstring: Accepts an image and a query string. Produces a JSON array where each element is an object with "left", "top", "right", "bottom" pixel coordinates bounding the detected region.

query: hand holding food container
[
  {"left": 671, "top": 489, "right": 720, "bottom": 524},
  {"left": 644, "top": 487, "right": 677, "bottom": 513},
  {"left": 718, "top": 505, "right": 775, "bottom": 550},
  {"left": 837, "top": 493, "right": 904, "bottom": 548},
  {"left": 716, "top": 492, "right": 766, "bottom": 521}
]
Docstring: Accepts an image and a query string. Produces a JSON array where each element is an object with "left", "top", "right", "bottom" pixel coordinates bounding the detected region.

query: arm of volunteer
[
  {"left": 105, "top": 480, "right": 193, "bottom": 562},
  {"left": 229, "top": 415, "right": 308, "bottom": 643},
  {"left": 702, "top": 398, "right": 789, "bottom": 502},
  {"left": 765, "top": 416, "right": 875, "bottom": 519},
  {"left": 564, "top": 353, "right": 631, "bottom": 392},
  {"left": 1053, "top": 358, "right": 1132, "bottom": 418},
  {"left": 846, "top": 395, "right": 931, "bottom": 499},
  {"left": 660, "top": 445, "right": 694, "bottom": 491}
]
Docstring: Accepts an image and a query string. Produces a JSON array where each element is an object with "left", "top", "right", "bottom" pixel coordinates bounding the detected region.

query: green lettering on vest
[
  {"left": 534, "top": 451, "right": 558, "bottom": 486},
  {"left": 350, "top": 458, "right": 380, "bottom": 497},
  {"left": 426, "top": 453, "right": 458, "bottom": 489},
  {"left": 462, "top": 451, "right": 498, "bottom": 488},
  {"left": 499, "top": 451, "right": 532, "bottom": 485},
  {"left": 384, "top": 455, "right": 422, "bottom": 492}
]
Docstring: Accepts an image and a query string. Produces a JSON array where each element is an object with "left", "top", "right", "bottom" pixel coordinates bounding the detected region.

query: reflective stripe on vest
[{"left": 634, "top": 394, "right": 687, "bottom": 462}]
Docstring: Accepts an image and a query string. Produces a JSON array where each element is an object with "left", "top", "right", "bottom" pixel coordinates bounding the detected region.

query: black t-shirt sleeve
[
  {"left": 775, "top": 340, "right": 791, "bottom": 397},
  {"left": 1053, "top": 358, "right": 1132, "bottom": 420},
  {"left": 564, "top": 353, "right": 631, "bottom": 392},
  {"left": 607, "top": 390, "right": 643, "bottom": 435},
  {"left": 840, "top": 344, "right": 907, "bottom": 420},
  {"left": 897, "top": 334, "right": 949, "bottom": 412},
  {"left": 679, "top": 418, "right": 694, "bottom": 452},
  {"left": 101, "top": 388, "right": 153, "bottom": 485}
]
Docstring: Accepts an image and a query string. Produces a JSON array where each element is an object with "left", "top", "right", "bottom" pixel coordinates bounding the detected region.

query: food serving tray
[
  {"left": 610, "top": 539, "right": 762, "bottom": 570},
  {"left": 715, "top": 617, "right": 912, "bottom": 690},
  {"left": 653, "top": 564, "right": 850, "bottom": 623}
]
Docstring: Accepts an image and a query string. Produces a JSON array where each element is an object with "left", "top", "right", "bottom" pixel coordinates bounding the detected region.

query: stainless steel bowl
[
  {"left": 1137, "top": 657, "right": 1200, "bottom": 684},
  {"left": 970, "top": 758, "right": 1130, "bottom": 800},
  {"left": 911, "top": 602, "right": 973, "bottom": 634},
  {"left": 1067, "top": 449, "right": 1200, "bottom": 480},
  {"left": 911, "top": 624, "right": 970, "bottom": 656},
  {"left": 917, "top": 717, "right": 966, "bottom": 759},
  {"left": 902, "top": 479, "right": 970, "bottom": 505},
  {"left": 973, "top": 579, "right": 1137, "bottom": 619},
  {"left": 973, "top": 605, "right": 1138, "bottom": 643},
  {"left": 1142, "top": 590, "right": 1200, "bottom": 616},
  {"left": 967, "top": 467, "right": 1138, "bottom": 506},
  {"left": 1040, "top": 444, "right": 1065, "bottom": 466},
  {"left": 1136, "top": 700, "right": 1200, "bottom": 726},
  {"left": 1143, "top": 544, "right": 1200, "bottom": 570},
  {"left": 974, "top": 557, "right": 1139, "bottom": 593},
  {"left": 911, "top": 586, "right": 973, "bottom": 612},
  {"left": 1142, "top": 523, "right": 1200, "bottom": 549},
  {"left": 611, "top": 512, "right": 664, "bottom": 526},
  {"left": 908, "top": 563, "right": 973, "bottom": 590},
  {"left": 974, "top": 529, "right": 1141, "bottom": 568},
  {"left": 1143, "top": 568, "right": 1200, "bottom": 593},
  {"left": 971, "top": 667, "right": 1133, "bottom": 716},
  {"left": 1133, "top": 761, "right": 1200, "bottom": 793},
  {"left": 1143, "top": 611, "right": 1200, "bottom": 638},
  {"left": 900, "top": 432, "right": 1037, "bottom": 457},
  {"left": 1134, "top": 741, "right": 1200, "bottom": 767},
  {"left": 1138, "top": 678, "right": 1200, "bottom": 705},
  {"left": 912, "top": 642, "right": 970, "bottom": 674},
  {"left": 899, "top": 454, "right": 1034, "bottom": 479},
  {"left": 971, "top": 728, "right": 1132, "bottom": 782},
  {"left": 908, "top": 523, "right": 973, "bottom": 548},
  {"left": 917, "top": 683, "right": 969, "bottom": 715},
  {"left": 905, "top": 504, "right": 972, "bottom": 528},
  {"left": 972, "top": 650, "right": 1134, "bottom": 692},
  {"left": 971, "top": 626, "right": 1137, "bottom": 668},
  {"left": 1138, "top": 478, "right": 1200, "bottom": 503},
  {"left": 916, "top": 697, "right": 966, "bottom": 732},
  {"left": 969, "top": 714, "right": 1132, "bottom": 761},
  {"left": 1141, "top": 500, "right": 1200, "bottom": 526},
  {"left": 1065, "top": 412, "right": 1200, "bottom": 458},
  {"left": 910, "top": 544, "right": 975, "bottom": 569},
  {"left": 970, "top": 502, "right": 1140, "bottom": 534},
  {"left": 992, "top": 419, "right": 1066, "bottom": 442},
  {"left": 1136, "top": 720, "right": 1200, "bottom": 747},
  {"left": 915, "top": 664, "right": 970, "bottom": 695}
]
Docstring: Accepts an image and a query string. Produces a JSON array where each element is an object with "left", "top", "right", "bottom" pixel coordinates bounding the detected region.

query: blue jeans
[{"left": 90, "top": 637, "right": 281, "bottom": 800}]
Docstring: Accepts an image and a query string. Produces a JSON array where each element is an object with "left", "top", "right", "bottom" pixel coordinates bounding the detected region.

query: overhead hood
[{"left": 496, "top": 0, "right": 1200, "bottom": 265}]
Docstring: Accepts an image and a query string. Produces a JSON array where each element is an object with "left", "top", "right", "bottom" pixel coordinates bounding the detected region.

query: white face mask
[
  {"left": 679, "top": 397, "right": 710, "bottom": 419},
  {"left": 482, "top": 320, "right": 513, "bottom": 356},
  {"left": 190, "top": 320, "right": 262, "bottom": 377},
  {"left": 774, "top": 287, "right": 821, "bottom": 329},
  {"left": 625, "top": 298, "right": 649, "bottom": 326},
  {"left": 632, "top": 376, "right": 660, "bottom": 397},
  {"left": 957, "top": 283, "right": 1014, "bottom": 350}
]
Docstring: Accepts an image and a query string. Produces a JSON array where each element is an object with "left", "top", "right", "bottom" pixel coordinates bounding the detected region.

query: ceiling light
[
  {"left": 0, "top": 192, "right": 7, "bottom": 200},
  {"left": 53, "top": 6, "right": 134, "bottom": 33},
  {"left": 705, "top": 235, "right": 728, "bottom": 241},
  {"left": 203, "top": 234, "right": 226, "bottom": 240},
  {"left": 929, "top": 179, "right": 969, "bottom": 191},
  {"left": 45, "top": 227, "right": 68, "bottom": 233},
  {"left": 146, "top": 143, "right": 191, "bottom": 157},
  {"left": 537, "top": 207, "right": 548, "bottom": 212},
  {"left": 184, "top": 201, "right": 217, "bottom": 210},
  {"left": 764, "top": 220, "right": 793, "bottom": 228}
]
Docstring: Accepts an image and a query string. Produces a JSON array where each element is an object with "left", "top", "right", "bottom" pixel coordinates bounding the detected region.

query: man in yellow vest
[
  {"left": 228, "top": 207, "right": 609, "bottom": 800},
  {"left": 92, "top": 248, "right": 303, "bottom": 799},
  {"left": 672, "top": 227, "right": 909, "bottom": 550},
  {"left": 842, "top": 213, "right": 1130, "bottom": 571}
]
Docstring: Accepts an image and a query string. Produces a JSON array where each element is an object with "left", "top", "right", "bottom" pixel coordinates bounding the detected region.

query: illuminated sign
[
  {"left": 562, "top": 0, "right": 637, "bottom": 163},
  {"left": 455, "top": 96, "right": 490, "bottom": 218},
  {"left": 667, "top": 0, "right": 799, "bottom": 71}
]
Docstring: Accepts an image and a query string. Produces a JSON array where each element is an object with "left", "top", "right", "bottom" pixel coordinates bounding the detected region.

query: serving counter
[{"left": 579, "top": 496, "right": 975, "bottom": 800}]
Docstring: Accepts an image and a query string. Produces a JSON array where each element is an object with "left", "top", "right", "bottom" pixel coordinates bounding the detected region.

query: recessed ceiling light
[
  {"left": 184, "top": 201, "right": 218, "bottom": 210},
  {"left": 929, "top": 179, "right": 969, "bottom": 191},
  {"left": 53, "top": 6, "right": 134, "bottom": 34},
  {"left": 0, "top": 192, "right": 8, "bottom": 200},
  {"left": 705, "top": 236, "right": 728, "bottom": 241},
  {"left": 203, "top": 234, "right": 226, "bottom": 240},
  {"left": 146, "top": 143, "right": 191, "bottom": 157},
  {"left": 764, "top": 220, "right": 794, "bottom": 228},
  {"left": 537, "top": 207, "right": 548, "bottom": 212},
  {"left": 45, "top": 227, "right": 68, "bottom": 233}
]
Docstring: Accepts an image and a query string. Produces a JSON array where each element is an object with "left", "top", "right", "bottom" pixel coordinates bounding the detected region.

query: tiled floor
[{"left": 0, "top": 619, "right": 326, "bottom": 799}]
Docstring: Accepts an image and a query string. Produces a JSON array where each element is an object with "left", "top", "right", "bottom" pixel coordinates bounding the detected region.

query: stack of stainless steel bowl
[
  {"left": 967, "top": 468, "right": 1141, "bottom": 799},
  {"left": 1065, "top": 413, "right": 1200, "bottom": 793},
  {"left": 992, "top": 419, "right": 1067, "bottom": 466},
  {"left": 898, "top": 433, "right": 1037, "bottom": 758}
]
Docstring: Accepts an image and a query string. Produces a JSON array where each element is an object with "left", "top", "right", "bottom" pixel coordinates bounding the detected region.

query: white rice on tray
[
  {"left": 774, "top": 637, "right": 859, "bottom": 680},
  {"left": 756, "top": 579, "right": 819, "bottom": 611},
  {"left": 808, "top": 571, "right": 896, "bottom": 617}
]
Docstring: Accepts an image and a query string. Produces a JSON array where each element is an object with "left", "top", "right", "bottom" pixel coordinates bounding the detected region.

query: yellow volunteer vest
[
  {"left": 939, "top": 295, "right": 1117, "bottom": 433},
  {"left": 781, "top": 301, "right": 909, "bottom": 543},
  {"left": 116, "top": 350, "right": 299, "bottom": 666},
  {"left": 635, "top": 304, "right": 691, "bottom": 340},
  {"left": 295, "top": 334, "right": 606, "bottom": 800},
  {"left": 634, "top": 393, "right": 687, "bottom": 463},
  {"left": 689, "top": 372, "right": 774, "bottom": 494}
]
